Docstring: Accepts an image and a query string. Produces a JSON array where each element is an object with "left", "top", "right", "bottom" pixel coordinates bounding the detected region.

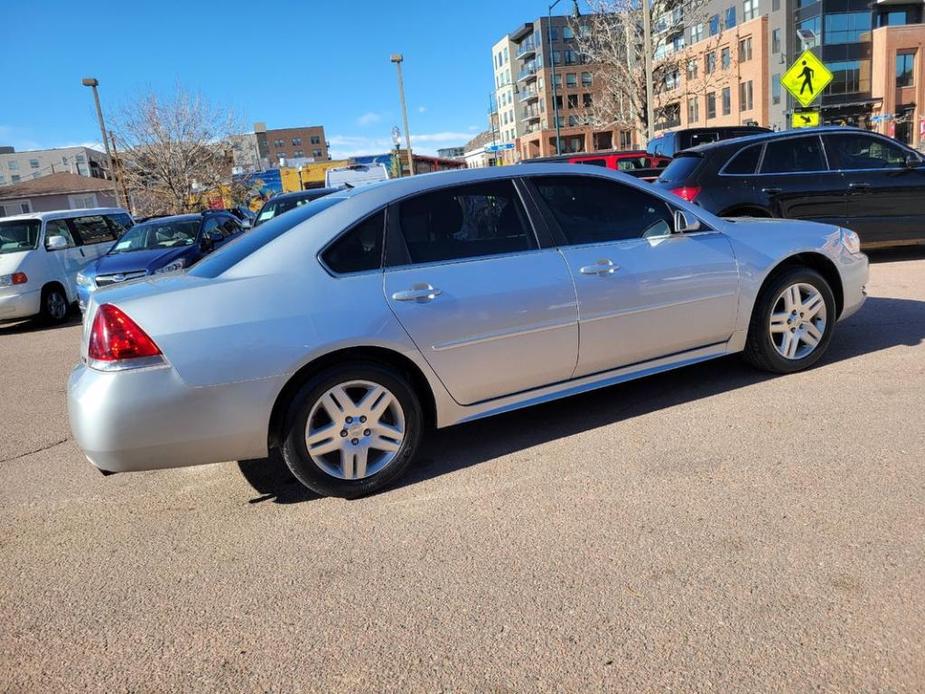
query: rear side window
[
  {"left": 397, "top": 180, "right": 534, "bottom": 264},
  {"left": 106, "top": 213, "right": 133, "bottom": 236},
  {"left": 761, "top": 137, "right": 826, "bottom": 173},
  {"left": 322, "top": 211, "right": 385, "bottom": 274},
  {"left": 70, "top": 215, "right": 116, "bottom": 245},
  {"left": 533, "top": 175, "right": 673, "bottom": 244},
  {"left": 657, "top": 155, "right": 701, "bottom": 184},
  {"left": 724, "top": 144, "right": 762, "bottom": 174}
]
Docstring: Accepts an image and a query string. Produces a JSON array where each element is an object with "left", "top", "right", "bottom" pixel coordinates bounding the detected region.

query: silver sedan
[{"left": 68, "top": 165, "right": 868, "bottom": 497}]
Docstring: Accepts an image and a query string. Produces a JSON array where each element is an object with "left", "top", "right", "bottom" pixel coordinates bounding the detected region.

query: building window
[
  {"left": 274, "top": 139, "right": 284, "bottom": 148},
  {"left": 828, "top": 60, "right": 868, "bottom": 94},
  {"left": 705, "top": 52, "right": 716, "bottom": 74},
  {"left": 562, "top": 26, "right": 574, "bottom": 40},
  {"left": 722, "top": 87, "right": 731, "bottom": 115},
  {"left": 709, "top": 14, "right": 720, "bottom": 36},
  {"left": 581, "top": 71, "right": 592, "bottom": 86},
  {"left": 568, "top": 94, "right": 579, "bottom": 108},
  {"left": 313, "top": 149, "right": 322, "bottom": 158},
  {"left": 583, "top": 93, "right": 593, "bottom": 107},
  {"left": 29, "top": 159, "right": 39, "bottom": 169},
  {"left": 76, "top": 154, "right": 85, "bottom": 163},
  {"left": 293, "top": 150, "right": 304, "bottom": 158},
  {"left": 619, "top": 131, "right": 633, "bottom": 149},
  {"left": 739, "top": 36, "right": 752, "bottom": 61},
  {"left": 721, "top": 47, "right": 731, "bottom": 69},
  {"left": 706, "top": 92, "right": 717, "bottom": 119},
  {"left": 292, "top": 137, "right": 301, "bottom": 146},
  {"left": 563, "top": 50, "right": 578, "bottom": 64},
  {"left": 311, "top": 135, "right": 321, "bottom": 145},
  {"left": 772, "top": 0, "right": 780, "bottom": 10},
  {"left": 553, "top": 73, "right": 563, "bottom": 87},
  {"left": 568, "top": 115, "right": 579, "bottom": 126},
  {"left": 566, "top": 72, "right": 577, "bottom": 87},
  {"left": 0, "top": 174, "right": 4, "bottom": 184},
  {"left": 11, "top": 174, "right": 21, "bottom": 182},
  {"left": 726, "top": 6, "right": 736, "bottom": 28},
  {"left": 797, "top": 16, "right": 821, "bottom": 46},
  {"left": 691, "top": 23, "right": 705, "bottom": 43},
  {"left": 739, "top": 80, "right": 754, "bottom": 111},
  {"left": 772, "top": 76, "right": 782, "bottom": 104},
  {"left": 687, "top": 59, "right": 699, "bottom": 80},
  {"left": 8, "top": 160, "right": 18, "bottom": 171},
  {"left": 743, "top": 0, "right": 758, "bottom": 21},
  {"left": 897, "top": 51, "right": 915, "bottom": 88},
  {"left": 879, "top": 10, "right": 908, "bottom": 27},
  {"left": 824, "top": 12, "right": 872, "bottom": 45},
  {"left": 772, "top": 29, "right": 781, "bottom": 54},
  {"left": 688, "top": 96, "right": 700, "bottom": 122}
]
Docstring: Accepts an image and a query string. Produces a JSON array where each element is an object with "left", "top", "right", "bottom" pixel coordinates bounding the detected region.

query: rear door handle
[
  {"left": 848, "top": 182, "right": 871, "bottom": 190},
  {"left": 392, "top": 283, "right": 442, "bottom": 303},
  {"left": 761, "top": 187, "right": 782, "bottom": 195},
  {"left": 579, "top": 259, "right": 619, "bottom": 276}
]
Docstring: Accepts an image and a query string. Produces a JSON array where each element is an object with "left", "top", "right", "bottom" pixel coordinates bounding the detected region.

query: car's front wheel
[
  {"left": 40, "top": 284, "right": 70, "bottom": 324},
  {"left": 743, "top": 266, "right": 836, "bottom": 373},
  {"left": 280, "top": 363, "right": 423, "bottom": 498}
]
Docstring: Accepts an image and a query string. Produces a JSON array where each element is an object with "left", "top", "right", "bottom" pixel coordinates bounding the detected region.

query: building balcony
[
  {"left": 517, "top": 63, "right": 538, "bottom": 82},
  {"left": 519, "top": 88, "right": 539, "bottom": 102},
  {"left": 516, "top": 39, "right": 537, "bottom": 60},
  {"left": 523, "top": 107, "right": 542, "bottom": 121}
]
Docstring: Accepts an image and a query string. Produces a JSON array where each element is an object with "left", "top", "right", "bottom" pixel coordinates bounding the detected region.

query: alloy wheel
[
  {"left": 304, "top": 380, "right": 406, "bottom": 480},
  {"left": 769, "top": 282, "right": 827, "bottom": 360}
]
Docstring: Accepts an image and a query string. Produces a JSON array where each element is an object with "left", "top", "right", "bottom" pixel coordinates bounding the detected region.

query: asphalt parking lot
[{"left": 1, "top": 252, "right": 923, "bottom": 692}]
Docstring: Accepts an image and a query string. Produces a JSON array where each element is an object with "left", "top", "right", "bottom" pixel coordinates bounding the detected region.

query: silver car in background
[{"left": 68, "top": 165, "right": 868, "bottom": 497}]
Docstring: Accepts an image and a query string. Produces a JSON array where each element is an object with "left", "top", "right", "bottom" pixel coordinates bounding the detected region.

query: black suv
[
  {"left": 655, "top": 127, "right": 925, "bottom": 248},
  {"left": 646, "top": 126, "right": 771, "bottom": 157}
]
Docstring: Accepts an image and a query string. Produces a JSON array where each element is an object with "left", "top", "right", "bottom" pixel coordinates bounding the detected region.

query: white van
[
  {"left": 0, "top": 207, "right": 133, "bottom": 324},
  {"left": 324, "top": 163, "right": 390, "bottom": 188}
]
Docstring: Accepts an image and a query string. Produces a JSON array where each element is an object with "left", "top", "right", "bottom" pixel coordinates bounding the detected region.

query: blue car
[{"left": 76, "top": 211, "right": 244, "bottom": 311}]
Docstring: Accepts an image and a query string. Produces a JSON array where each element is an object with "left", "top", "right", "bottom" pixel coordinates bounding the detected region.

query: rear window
[
  {"left": 190, "top": 196, "right": 344, "bottom": 278},
  {"left": 657, "top": 155, "right": 702, "bottom": 184},
  {"left": 576, "top": 158, "right": 607, "bottom": 167},
  {"left": 723, "top": 144, "right": 762, "bottom": 175}
]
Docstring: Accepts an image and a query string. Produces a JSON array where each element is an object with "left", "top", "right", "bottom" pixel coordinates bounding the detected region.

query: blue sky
[{"left": 0, "top": 0, "right": 563, "bottom": 157}]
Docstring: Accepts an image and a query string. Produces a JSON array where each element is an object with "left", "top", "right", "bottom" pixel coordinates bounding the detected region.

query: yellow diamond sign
[
  {"left": 792, "top": 110, "right": 821, "bottom": 128},
  {"left": 781, "top": 51, "right": 833, "bottom": 108}
]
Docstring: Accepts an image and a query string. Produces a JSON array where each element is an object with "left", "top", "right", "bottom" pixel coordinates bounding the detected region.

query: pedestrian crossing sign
[
  {"left": 781, "top": 51, "right": 833, "bottom": 108},
  {"left": 792, "top": 110, "right": 821, "bottom": 128}
]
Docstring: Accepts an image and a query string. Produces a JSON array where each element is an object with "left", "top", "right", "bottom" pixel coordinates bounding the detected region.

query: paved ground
[{"left": 1, "top": 252, "right": 923, "bottom": 692}]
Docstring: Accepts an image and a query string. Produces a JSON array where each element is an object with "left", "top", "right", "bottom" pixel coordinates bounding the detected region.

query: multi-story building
[
  {"left": 436, "top": 146, "right": 466, "bottom": 159},
  {"left": 870, "top": 13, "right": 925, "bottom": 146},
  {"left": 654, "top": 16, "right": 771, "bottom": 132},
  {"left": 0, "top": 146, "right": 110, "bottom": 188},
  {"left": 492, "top": 35, "right": 522, "bottom": 154},
  {"left": 497, "top": 14, "right": 638, "bottom": 160},
  {"left": 253, "top": 123, "right": 329, "bottom": 168}
]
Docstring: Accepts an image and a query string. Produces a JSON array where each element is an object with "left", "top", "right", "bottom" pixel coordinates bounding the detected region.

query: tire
[
  {"left": 743, "top": 266, "right": 836, "bottom": 374},
  {"left": 40, "top": 284, "right": 70, "bottom": 324},
  {"left": 280, "top": 362, "right": 423, "bottom": 498}
]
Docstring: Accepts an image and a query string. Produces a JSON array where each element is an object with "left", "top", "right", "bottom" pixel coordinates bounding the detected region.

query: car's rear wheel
[
  {"left": 743, "top": 267, "right": 836, "bottom": 373},
  {"left": 280, "top": 363, "right": 422, "bottom": 498},
  {"left": 40, "top": 284, "right": 69, "bottom": 324}
]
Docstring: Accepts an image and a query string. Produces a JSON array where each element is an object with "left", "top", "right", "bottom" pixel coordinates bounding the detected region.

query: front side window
[
  {"left": 322, "top": 211, "right": 385, "bottom": 274},
  {"left": 44, "top": 220, "right": 76, "bottom": 248},
  {"left": 397, "top": 180, "right": 534, "bottom": 265},
  {"left": 825, "top": 134, "right": 908, "bottom": 170},
  {"left": 0, "top": 219, "right": 41, "bottom": 254},
  {"left": 533, "top": 175, "right": 673, "bottom": 244},
  {"left": 71, "top": 215, "right": 116, "bottom": 245},
  {"left": 761, "top": 137, "right": 826, "bottom": 174}
]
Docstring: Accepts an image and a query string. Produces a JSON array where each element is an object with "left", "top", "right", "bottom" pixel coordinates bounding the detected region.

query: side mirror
[
  {"left": 46, "top": 235, "right": 68, "bottom": 251},
  {"left": 208, "top": 230, "right": 224, "bottom": 242},
  {"left": 673, "top": 209, "right": 702, "bottom": 233},
  {"left": 904, "top": 154, "right": 920, "bottom": 169}
]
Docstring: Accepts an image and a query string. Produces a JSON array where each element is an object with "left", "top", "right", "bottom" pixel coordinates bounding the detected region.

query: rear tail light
[
  {"left": 88, "top": 304, "right": 163, "bottom": 366},
  {"left": 670, "top": 186, "right": 702, "bottom": 202}
]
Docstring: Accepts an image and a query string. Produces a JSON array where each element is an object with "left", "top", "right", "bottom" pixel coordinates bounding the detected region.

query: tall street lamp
[
  {"left": 390, "top": 54, "right": 415, "bottom": 176},
  {"left": 80, "top": 77, "right": 120, "bottom": 204},
  {"left": 548, "top": 0, "right": 581, "bottom": 155}
]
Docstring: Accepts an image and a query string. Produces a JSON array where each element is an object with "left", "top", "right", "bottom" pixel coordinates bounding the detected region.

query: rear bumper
[
  {"left": 67, "top": 362, "right": 279, "bottom": 473},
  {"left": 0, "top": 288, "right": 42, "bottom": 321}
]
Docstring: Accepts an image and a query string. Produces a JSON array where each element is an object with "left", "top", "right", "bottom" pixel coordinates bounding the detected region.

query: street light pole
[
  {"left": 641, "top": 0, "right": 655, "bottom": 143},
  {"left": 390, "top": 54, "right": 415, "bottom": 176},
  {"left": 81, "top": 77, "right": 120, "bottom": 204},
  {"left": 547, "top": 0, "right": 581, "bottom": 156}
]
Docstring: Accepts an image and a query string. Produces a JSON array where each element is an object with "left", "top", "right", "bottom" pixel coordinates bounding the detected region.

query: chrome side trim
[{"left": 431, "top": 319, "right": 578, "bottom": 352}]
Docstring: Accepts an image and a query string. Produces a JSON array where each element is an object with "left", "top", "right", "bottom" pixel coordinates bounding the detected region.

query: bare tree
[
  {"left": 113, "top": 86, "right": 240, "bottom": 215},
  {"left": 574, "top": 0, "right": 728, "bottom": 136}
]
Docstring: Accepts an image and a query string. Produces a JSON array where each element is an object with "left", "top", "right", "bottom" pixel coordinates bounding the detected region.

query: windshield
[
  {"left": 0, "top": 220, "right": 41, "bottom": 255},
  {"left": 108, "top": 220, "right": 199, "bottom": 254},
  {"left": 255, "top": 197, "right": 314, "bottom": 226}
]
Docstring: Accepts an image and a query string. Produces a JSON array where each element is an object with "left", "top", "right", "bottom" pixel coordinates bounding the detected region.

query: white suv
[{"left": 0, "top": 207, "right": 133, "bottom": 324}]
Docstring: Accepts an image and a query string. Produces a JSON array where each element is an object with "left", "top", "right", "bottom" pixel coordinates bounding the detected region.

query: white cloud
[
  {"left": 356, "top": 112, "right": 382, "bottom": 127},
  {"left": 328, "top": 131, "right": 472, "bottom": 158},
  {"left": 417, "top": 106, "right": 427, "bottom": 113}
]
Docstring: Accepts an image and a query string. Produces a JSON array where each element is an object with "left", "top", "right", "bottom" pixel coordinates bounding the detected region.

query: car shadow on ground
[
  {"left": 237, "top": 295, "right": 925, "bottom": 504},
  {"left": 0, "top": 313, "right": 81, "bottom": 335}
]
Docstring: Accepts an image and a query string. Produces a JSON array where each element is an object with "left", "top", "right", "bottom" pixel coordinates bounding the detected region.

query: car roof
[
  {"left": 681, "top": 125, "right": 871, "bottom": 154},
  {"left": 136, "top": 213, "right": 202, "bottom": 225},
  {"left": 270, "top": 188, "right": 342, "bottom": 201},
  {"left": 523, "top": 150, "right": 648, "bottom": 163},
  {"left": 0, "top": 207, "right": 129, "bottom": 223}
]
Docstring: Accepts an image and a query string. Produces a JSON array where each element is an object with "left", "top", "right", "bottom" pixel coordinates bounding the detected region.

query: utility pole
[
  {"left": 641, "top": 0, "right": 655, "bottom": 143},
  {"left": 81, "top": 77, "right": 120, "bottom": 202},
  {"left": 390, "top": 54, "right": 415, "bottom": 176},
  {"left": 109, "top": 132, "right": 131, "bottom": 212},
  {"left": 489, "top": 92, "right": 499, "bottom": 166}
]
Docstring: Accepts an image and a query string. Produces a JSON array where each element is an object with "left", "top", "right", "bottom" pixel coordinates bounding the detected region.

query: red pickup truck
[{"left": 521, "top": 150, "right": 671, "bottom": 181}]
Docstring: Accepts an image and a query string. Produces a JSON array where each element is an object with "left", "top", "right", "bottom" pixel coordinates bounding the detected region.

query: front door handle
[
  {"left": 761, "top": 187, "right": 782, "bottom": 195},
  {"left": 392, "top": 283, "right": 443, "bottom": 303},
  {"left": 848, "top": 182, "right": 871, "bottom": 191},
  {"left": 579, "top": 259, "right": 618, "bottom": 276}
]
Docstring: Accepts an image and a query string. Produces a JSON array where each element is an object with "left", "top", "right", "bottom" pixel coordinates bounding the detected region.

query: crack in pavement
[{"left": 0, "top": 437, "right": 71, "bottom": 464}]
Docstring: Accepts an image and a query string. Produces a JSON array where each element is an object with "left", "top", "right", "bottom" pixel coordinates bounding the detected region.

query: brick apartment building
[{"left": 254, "top": 123, "right": 330, "bottom": 167}]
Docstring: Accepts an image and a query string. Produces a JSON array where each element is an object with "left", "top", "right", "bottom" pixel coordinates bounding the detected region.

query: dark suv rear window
[
  {"left": 657, "top": 155, "right": 701, "bottom": 184},
  {"left": 723, "top": 144, "right": 762, "bottom": 175}
]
